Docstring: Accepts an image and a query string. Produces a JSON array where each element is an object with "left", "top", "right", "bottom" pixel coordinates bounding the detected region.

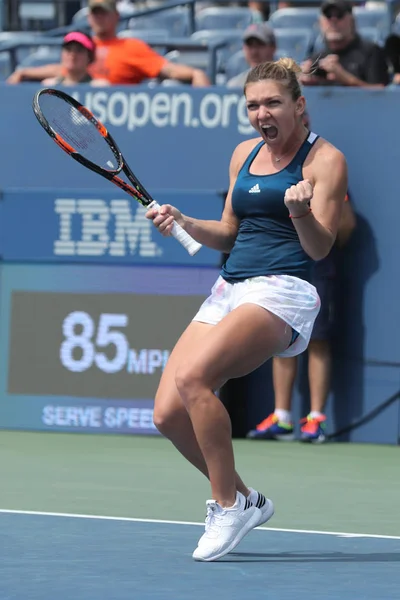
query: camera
[{"left": 313, "top": 63, "right": 328, "bottom": 79}]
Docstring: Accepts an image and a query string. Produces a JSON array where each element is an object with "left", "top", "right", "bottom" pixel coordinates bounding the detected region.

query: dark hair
[{"left": 244, "top": 57, "right": 303, "bottom": 101}]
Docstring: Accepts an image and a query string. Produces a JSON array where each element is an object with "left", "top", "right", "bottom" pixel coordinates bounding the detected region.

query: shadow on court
[{"left": 1, "top": 513, "right": 399, "bottom": 600}]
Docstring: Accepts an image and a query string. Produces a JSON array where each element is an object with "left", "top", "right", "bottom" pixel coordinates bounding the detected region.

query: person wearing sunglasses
[{"left": 301, "top": 0, "right": 389, "bottom": 87}]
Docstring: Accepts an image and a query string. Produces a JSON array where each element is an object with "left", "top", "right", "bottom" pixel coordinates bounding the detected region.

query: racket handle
[{"left": 148, "top": 201, "right": 202, "bottom": 256}]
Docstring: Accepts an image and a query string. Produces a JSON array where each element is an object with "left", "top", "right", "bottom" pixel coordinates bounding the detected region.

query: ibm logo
[{"left": 54, "top": 199, "right": 163, "bottom": 257}]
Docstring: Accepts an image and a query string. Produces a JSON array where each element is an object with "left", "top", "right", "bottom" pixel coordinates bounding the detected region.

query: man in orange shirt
[{"left": 7, "top": 0, "right": 210, "bottom": 86}]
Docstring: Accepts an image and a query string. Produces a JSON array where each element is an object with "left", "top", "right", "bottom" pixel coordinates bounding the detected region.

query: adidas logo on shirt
[{"left": 249, "top": 183, "right": 260, "bottom": 194}]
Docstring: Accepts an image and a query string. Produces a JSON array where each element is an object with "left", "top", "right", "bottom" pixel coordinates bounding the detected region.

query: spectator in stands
[
  {"left": 301, "top": 0, "right": 389, "bottom": 87},
  {"left": 384, "top": 33, "right": 400, "bottom": 84},
  {"left": 247, "top": 111, "right": 357, "bottom": 443},
  {"left": 42, "top": 31, "right": 109, "bottom": 86},
  {"left": 7, "top": 0, "right": 210, "bottom": 86},
  {"left": 247, "top": 1, "right": 292, "bottom": 22},
  {"left": 226, "top": 23, "right": 276, "bottom": 88}
]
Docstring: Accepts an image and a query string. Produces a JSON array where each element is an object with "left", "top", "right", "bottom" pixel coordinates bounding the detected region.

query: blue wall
[
  {"left": 1, "top": 84, "right": 400, "bottom": 193},
  {"left": 0, "top": 189, "right": 223, "bottom": 265},
  {"left": 0, "top": 84, "right": 399, "bottom": 443}
]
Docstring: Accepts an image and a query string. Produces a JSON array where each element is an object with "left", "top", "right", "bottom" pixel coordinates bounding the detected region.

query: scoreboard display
[{"left": 0, "top": 263, "right": 219, "bottom": 435}]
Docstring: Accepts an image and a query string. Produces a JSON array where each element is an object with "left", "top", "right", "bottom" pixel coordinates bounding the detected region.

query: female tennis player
[{"left": 146, "top": 57, "right": 348, "bottom": 562}]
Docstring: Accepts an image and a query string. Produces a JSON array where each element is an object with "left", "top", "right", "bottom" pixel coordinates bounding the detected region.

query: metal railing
[
  {"left": 0, "top": 34, "right": 233, "bottom": 83},
  {"left": 6, "top": 0, "right": 397, "bottom": 34}
]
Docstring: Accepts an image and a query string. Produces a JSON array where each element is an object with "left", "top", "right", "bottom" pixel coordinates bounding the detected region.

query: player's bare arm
[{"left": 287, "top": 140, "right": 348, "bottom": 261}]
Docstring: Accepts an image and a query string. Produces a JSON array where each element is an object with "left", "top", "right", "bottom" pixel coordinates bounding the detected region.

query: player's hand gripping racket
[{"left": 32, "top": 88, "right": 202, "bottom": 256}]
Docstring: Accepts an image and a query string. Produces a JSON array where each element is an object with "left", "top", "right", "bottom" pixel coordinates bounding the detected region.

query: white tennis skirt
[{"left": 192, "top": 274, "right": 321, "bottom": 358}]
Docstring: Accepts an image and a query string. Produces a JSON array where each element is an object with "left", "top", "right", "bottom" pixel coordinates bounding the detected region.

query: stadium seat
[
  {"left": 191, "top": 29, "right": 243, "bottom": 72},
  {"left": 358, "top": 26, "right": 383, "bottom": 45},
  {"left": 195, "top": 7, "right": 254, "bottom": 32},
  {"left": 353, "top": 6, "right": 390, "bottom": 40},
  {"left": 164, "top": 48, "right": 210, "bottom": 73},
  {"left": 0, "top": 31, "right": 41, "bottom": 43},
  {"left": 190, "top": 28, "right": 243, "bottom": 47},
  {"left": 224, "top": 49, "right": 248, "bottom": 82},
  {"left": 268, "top": 7, "right": 320, "bottom": 31},
  {"left": 0, "top": 32, "right": 55, "bottom": 67},
  {"left": 0, "top": 53, "right": 11, "bottom": 80},
  {"left": 73, "top": 3, "right": 137, "bottom": 26},
  {"left": 71, "top": 6, "right": 89, "bottom": 25},
  {"left": 274, "top": 28, "right": 313, "bottom": 63},
  {"left": 128, "top": 7, "right": 190, "bottom": 37},
  {"left": 118, "top": 28, "right": 170, "bottom": 42},
  {"left": 117, "top": 28, "right": 170, "bottom": 55},
  {"left": 18, "top": 0, "right": 56, "bottom": 22},
  {"left": 18, "top": 46, "right": 62, "bottom": 68}
]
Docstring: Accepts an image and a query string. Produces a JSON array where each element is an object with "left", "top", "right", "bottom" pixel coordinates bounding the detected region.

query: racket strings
[{"left": 39, "top": 94, "right": 120, "bottom": 172}]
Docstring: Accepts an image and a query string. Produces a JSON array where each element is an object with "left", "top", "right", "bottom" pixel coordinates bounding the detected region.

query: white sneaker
[
  {"left": 248, "top": 488, "right": 275, "bottom": 527},
  {"left": 192, "top": 491, "right": 261, "bottom": 562}
]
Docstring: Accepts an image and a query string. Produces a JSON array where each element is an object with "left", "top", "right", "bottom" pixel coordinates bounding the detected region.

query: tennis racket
[{"left": 32, "top": 88, "right": 202, "bottom": 256}]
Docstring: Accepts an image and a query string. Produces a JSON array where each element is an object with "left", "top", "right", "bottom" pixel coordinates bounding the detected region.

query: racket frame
[
  {"left": 33, "top": 88, "right": 153, "bottom": 208},
  {"left": 32, "top": 88, "right": 203, "bottom": 256}
]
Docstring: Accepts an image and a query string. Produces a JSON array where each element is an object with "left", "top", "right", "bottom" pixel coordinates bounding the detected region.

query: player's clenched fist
[{"left": 284, "top": 179, "right": 313, "bottom": 218}]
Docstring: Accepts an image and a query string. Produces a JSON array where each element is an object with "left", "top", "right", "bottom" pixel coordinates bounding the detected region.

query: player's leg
[
  {"left": 153, "top": 319, "right": 249, "bottom": 496},
  {"left": 175, "top": 303, "right": 291, "bottom": 560},
  {"left": 176, "top": 303, "right": 291, "bottom": 505}
]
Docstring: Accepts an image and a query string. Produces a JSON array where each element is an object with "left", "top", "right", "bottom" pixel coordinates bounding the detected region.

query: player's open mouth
[{"left": 261, "top": 125, "right": 278, "bottom": 140}]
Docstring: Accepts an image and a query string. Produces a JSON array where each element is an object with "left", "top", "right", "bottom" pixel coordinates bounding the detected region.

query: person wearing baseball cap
[
  {"left": 227, "top": 23, "right": 276, "bottom": 88},
  {"left": 321, "top": 0, "right": 353, "bottom": 18},
  {"left": 88, "top": 0, "right": 117, "bottom": 10},
  {"left": 7, "top": 0, "right": 210, "bottom": 86},
  {"left": 41, "top": 31, "right": 109, "bottom": 86},
  {"left": 300, "top": 0, "right": 389, "bottom": 87},
  {"left": 84, "top": 0, "right": 210, "bottom": 85}
]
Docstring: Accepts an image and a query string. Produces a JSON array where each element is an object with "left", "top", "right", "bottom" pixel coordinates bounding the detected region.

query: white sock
[
  {"left": 220, "top": 491, "right": 240, "bottom": 510},
  {"left": 274, "top": 409, "right": 292, "bottom": 423},
  {"left": 309, "top": 411, "right": 324, "bottom": 419}
]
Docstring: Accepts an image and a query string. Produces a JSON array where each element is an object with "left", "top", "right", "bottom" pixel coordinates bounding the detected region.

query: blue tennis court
[
  {"left": 1, "top": 432, "right": 399, "bottom": 600},
  {"left": 1, "top": 510, "right": 399, "bottom": 600}
]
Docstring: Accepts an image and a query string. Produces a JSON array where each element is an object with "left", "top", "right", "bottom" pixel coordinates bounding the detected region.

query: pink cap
[{"left": 63, "top": 32, "right": 95, "bottom": 52}]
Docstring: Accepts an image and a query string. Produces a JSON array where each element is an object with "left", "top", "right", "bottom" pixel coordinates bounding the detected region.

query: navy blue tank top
[{"left": 221, "top": 131, "right": 319, "bottom": 283}]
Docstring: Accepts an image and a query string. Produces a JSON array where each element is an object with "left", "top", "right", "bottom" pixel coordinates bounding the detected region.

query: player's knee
[
  {"left": 175, "top": 365, "right": 203, "bottom": 407},
  {"left": 153, "top": 405, "right": 180, "bottom": 436}
]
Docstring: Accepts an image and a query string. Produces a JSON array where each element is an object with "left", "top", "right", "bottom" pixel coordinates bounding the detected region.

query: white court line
[{"left": 0, "top": 508, "right": 399, "bottom": 540}]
